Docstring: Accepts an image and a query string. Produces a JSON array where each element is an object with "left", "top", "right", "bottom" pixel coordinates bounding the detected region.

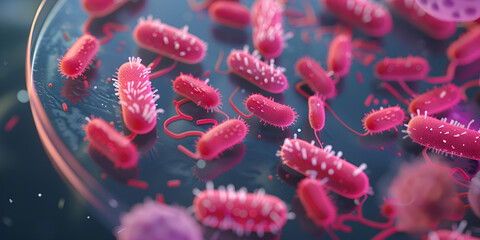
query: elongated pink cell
[
  {"left": 82, "top": 0, "right": 129, "bottom": 18},
  {"left": 227, "top": 49, "right": 288, "bottom": 93},
  {"left": 197, "top": 119, "right": 248, "bottom": 160},
  {"left": 363, "top": 106, "right": 405, "bottom": 134},
  {"left": 193, "top": 184, "right": 288, "bottom": 236},
  {"left": 84, "top": 118, "right": 138, "bottom": 169},
  {"left": 172, "top": 73, "right": 221, "bottom": 111},
  {"left": 407, "top": 116, "right": 480, "bottom": 161},
  {"left": 447, "top": 26, "right": 480, "bottom": 66},
  {"left": 59, "top": 34, "right": 99, "bottom": 79},
  {"left": 114, "top": 57, "right": 159, "bottom": 134},
  {"left": 308, "top": 95, "right": 325, "bottom": 131},
  {"left": 133, "top": 16, "right": 207, "bottom": 64},
  {"left": 297, "top": 178, "right": 336, "bottom": 227},
  {"left": 408, "top": 84, "right": 461, "bottom": 115},
  {"left": 321, "top": 0, "right": 393, "bottom": 37},
  {"left": 295, "top": 57, "right": 336, "bottom": 99},
  {"left": 374, "top": 56, "right": 430, "bottom": 81},
  {"left": 327, "top": 34, "right": 353, "bottom": 77},
  {"left": 386, "top": 0, "right": 457, "bottom": 40},
  {"left": 245, "top": 94, "right": 296, "bottom": 128},
  {"left": 280, "top": 138, "right": 370, "bottom": 199},
  {"left": 251, "top": 0, "right": 285, "bottom": 59},
  {"left": 208, "top": 1, "right": 251, "bottom": 29}
]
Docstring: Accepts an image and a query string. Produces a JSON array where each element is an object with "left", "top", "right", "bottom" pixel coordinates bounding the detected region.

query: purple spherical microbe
[
  {"left": 469, "top": 171, "right": 480, "bottom": 218},
  {"left": 415, "top": 0, "right": 480, "bottom": 22},
  {"left": 116, "top": 200, "right": 204, "bottom": 240}
]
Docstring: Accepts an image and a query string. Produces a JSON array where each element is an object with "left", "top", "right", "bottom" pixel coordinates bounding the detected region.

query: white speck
[{"left": 37, "top": 193, "right": 42, "bottom": 197}]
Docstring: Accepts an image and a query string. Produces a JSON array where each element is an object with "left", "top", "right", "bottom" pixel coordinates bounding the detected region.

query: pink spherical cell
[
  {"left": 251, "top": 0, "right": 285, "bottom": 59},
  {"left": 197, "top": 119, "right": 248, "bottom": 160},
  {"left": 326, "top": 34, "right": 353, "bottom": 77},
  {"left": 468, "top": 171, "right": 480, "bottom": 218},
  {"left": 172, "top": 73, "right": 221, "bottom": 111},
  {"left": 362, "top": 106, "right": 405, "bottom": 134},
  {"left": 408, "top": 84, "right": 461, "bottom": 115},
  {"left": 374, "top": 56, "right": 431, "bottom": 81},
  {"left": 414, "top": 0, "right": 480, "bottom": 22},
  {"left": 389, "top": 163, "right": 465, "bottom": 234},
  {"left": 82, "top": 0, "right": 129, "bottom": 18},
  {"left": 447, "top": 26, "right": 480, "bottom": 66},
  {"left": 407, "top": 116, "right": 480, "bottom": 161},
  {"left": 59, "top": 34, "right": 99, "bottom": 79},
  {"left": 208, "top": 1, "right": 251, "bottom": 29},
  {"left": 114, "top": 57, "right": 159, "bottom": 134},
  {"left": 386, "top": 0, "right": 457, "bottom": 40},
  {"left": 297, "top": 178, "right": 336, "bottom": 227},
  {"left": 133, "top": 16, "right": 207, "bottom": 64},
  {"left": 295, "top": 57, "right": 336, "bottom": 99},
  {"left": 116, "top": 199, "right": 203, "bottom": 240},
  {"left": 321, "top": 0, "right": 393, "bottom": 37},
  {"left": 280, "top": 137, "right": 370, "bottom": 199},
  {"left": 226, "top": 48, "right": 288, "bottom": 93},
  {"left": 308, "top": 95, "right": 326, "bottom": 131},
  {"left": 84, "top": 117, "right": 138, "bottom": 169},
  {"left": 245, "top": 94, "right": 297, "bottom": 128},
  {"left": 193, "top": 183, "right": 288, "bottom": 236}
]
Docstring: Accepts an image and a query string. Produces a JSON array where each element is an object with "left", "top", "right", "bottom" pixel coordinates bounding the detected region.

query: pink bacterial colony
[{"left": 57, "top": 1, "right": 480, "bottom": 239}]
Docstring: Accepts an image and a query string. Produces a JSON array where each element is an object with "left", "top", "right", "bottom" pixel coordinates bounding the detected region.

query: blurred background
[{"left": 0, "top": 1, "right": 114, "bottom": 239}]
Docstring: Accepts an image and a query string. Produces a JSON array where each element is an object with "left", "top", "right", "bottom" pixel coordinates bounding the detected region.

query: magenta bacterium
[
  {"left": 251, "top": 0, "right": 285, "bottom": 59},
  {"left": 134, "top": 16, "right": 207, "bottom": 64},
  {"left": 84, "top": 117, "right": 138, "bottom": 169},
  {"left": 279, "top": 136, "right": 369, "bottom": 199},
  {"left": 408, "top": 84, "right": 461, "bottom": 116},
  {"left": 81, "top": 0, "right": 129, "bottom": 18},
  {"left": 229, "top": 88, "right": 297, "bottom": 129},
  {"left": 208, "top": 1, "right": 250, "bottom": 29},
  {"left": 375, "top": 56, "right": 431, "bottom": 81},
  {"left": 225, "top": 47, "right": 288, "bottom": 93},
  {"left": 297, "top": 178, "right": 336, "bottom": 228},
  {"left": 113, "top": 57, "right": 159, "bottom": 135},
  {"left": 295, "top": 57, "right": 337, "bottom": 99},
  {"left": 385, "top": 0, "right": 457, "bottom": 40},
  {"left": 327, "top": 33, "right": 353, "bottom": 78},
  {"left": 308, "top": 95, "right": 326, "bottom": 132},
  {"left": 324, "top": 104, "right": 405, "bottom": 136},
  {"left": 308, "top": 94, "right": 325, "bottom": 144},
  {"left": 447, "top": 26, "right": 480, "bottom": 66},
  {"left": 321, "top": 0, "right": 393, "bottom": 37},
  {"left": 58, "top": 34, "right": 99, "bottom": 79},
  {"left": 362, "top": 106, "right": 406, "bottom": 134},
  {"left": 193, "top": 182, "right": 288, "bottom": 236},
  {"left": 178, "top": 118, "right": 248, "bottom": 161},
  {"left": 406, "top": 115, "right": 480, "bottom": 161},
  {"left": 172, "top": 73, "right": 221, "bottom": 111}
]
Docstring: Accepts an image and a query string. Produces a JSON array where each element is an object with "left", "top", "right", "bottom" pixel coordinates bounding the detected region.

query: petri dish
[{"left": 26, "top": 0, "right": 480, "bottom": 239}]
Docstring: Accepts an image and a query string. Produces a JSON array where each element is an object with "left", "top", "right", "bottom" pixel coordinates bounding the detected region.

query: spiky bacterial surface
[{"left": 31, "top": 1, "right": 480, "bottom": 239}]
